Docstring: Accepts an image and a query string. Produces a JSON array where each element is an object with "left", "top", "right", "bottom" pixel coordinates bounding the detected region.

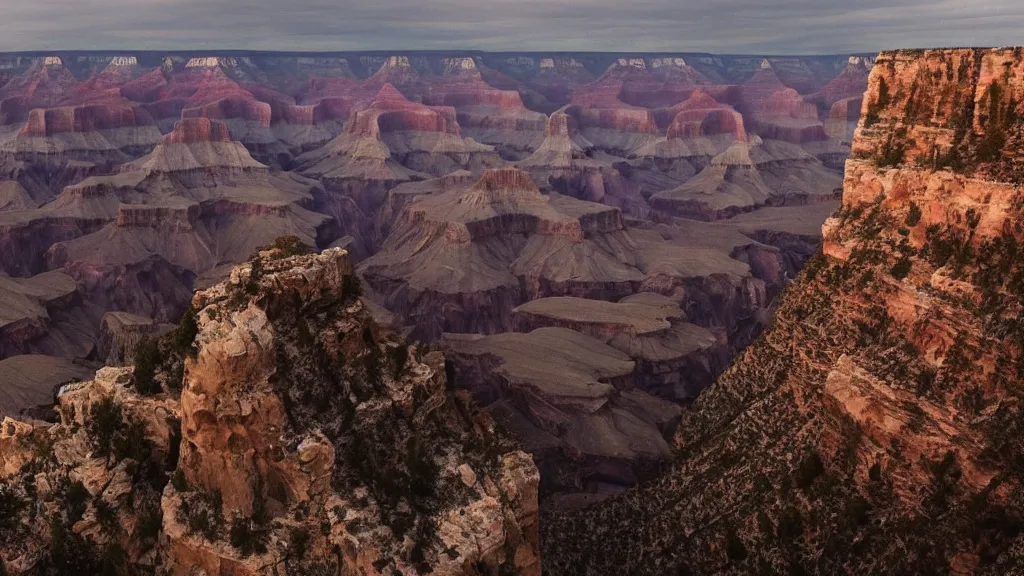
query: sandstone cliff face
[
  {"left": 0, "top": 247, "right": 541, "bottom": 576},
  {"left": 171, "top": 248, "right": 539, "bottom": 576},
  {"left": 0, "top": 366, "right": 179, "bottom": 574},
  {"left": 542, "top": 48, "right": 1024, "bottom": 576}
]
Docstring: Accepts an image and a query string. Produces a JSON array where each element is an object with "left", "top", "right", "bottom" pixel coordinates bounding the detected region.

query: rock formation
[
  {"left": 0, "top": 247, "right": 541, "bottom": 575},
  {"left": 512, "top": 293, "right": 726, "bottom": 401},
  {"left": 414, "top": 58, "right": 549, "bottom": 160},
  {"left": 542, "top": 48, "right": 1024, "bottom": 575},
  {"left": 0, "top": 118, "right": 334, "bottom": 327},
  {"left": 443, "top": 327, "right": 680, "bottom": 507},
  {"left": 3, "top": 103, "right": 162, "bottom": 163},
  {"left": 97, "top": 311, "right": 173, "bottom": 366},
  {"left": 0, "top": 354, "right": 95, "bottom": 417},
  {"left": 0, "top": 51, "right": 865, "bottom": 525},
  {"left": 649, "top": 137, "right": 842, "bottom": 220},
  {"left": 364, "top": 164, "right": 819, "bottom": 361},
  {"left": 0, "top": 271, "right": 100, "bottom": 360},
  {"left": 302, "top": 83, "right": 500, "bottom": 177},
  {"left": 296, "top": 83, "right": 502, "bottom": 230},
  {"left": 360, "top": 167, "right": 644, "bottom": 340}
]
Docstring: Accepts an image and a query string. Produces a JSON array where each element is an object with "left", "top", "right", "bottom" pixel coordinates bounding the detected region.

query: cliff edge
[{"left": 542, "top": 47, "right": 1024, "bottom": 576}]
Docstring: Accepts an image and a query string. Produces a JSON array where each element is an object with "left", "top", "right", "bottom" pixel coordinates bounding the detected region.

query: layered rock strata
[
  {"left": 542, "top": 48, "right": 1024, "bottom": 576},
  {"left": 443, "top": 327, "right": 680, "bottom": 506},
  {"left": 513, "top": 293, "right": 725, "bottom": 401}
]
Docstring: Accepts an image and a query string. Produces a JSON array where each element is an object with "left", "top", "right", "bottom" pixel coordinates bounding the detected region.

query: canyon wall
[{"left": 542, "top": 47, "right": 1024, "bottom": 575}]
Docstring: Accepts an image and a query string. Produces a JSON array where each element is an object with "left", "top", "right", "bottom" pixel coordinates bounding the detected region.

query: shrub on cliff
[
  {"left": 795, "top": 450, "right": 825, "bottom": 490},
  {"left": 264, "top": 235, "right": 313, "bottom": 259},
  {"left": 178, "top": 489, "right": 225, "bottom": 541},
  {"left": 37, "top": 517, "right": 103, "bottom": 575},
  {"left": 905, "top": 202, "right": 922, "bottom": 227},
  {"left": 62, "top": 480, "right": 89, "bottom": 524},
  {"left": 342, "top": 274, "right": 363, "bottom": 305},
  {"left": 0, "top": 484, "right": 23, "bottom": 533},
  {"left": 86, "top": 398, "right": 159, "bottom": 483},
  {"left": 132, "top": 337, "right": 162, "bottom": 395},
  {"left": 87, "top": 398, "right": 126, "bottom": 465},
  {"left": 890, "top": 256, "right": 913, "bottom": 280},
  {"left": 288, "top": 526, "right": 310, "bottom": 560},
  {"left": 173, "top": 306, "right": 198, "bottom": 356},
  {"left": 229, "top": 516, "right": 268, "bottom": 557},
  {"left": 725, "top": 527, "right": 747, "bottom": 562}
]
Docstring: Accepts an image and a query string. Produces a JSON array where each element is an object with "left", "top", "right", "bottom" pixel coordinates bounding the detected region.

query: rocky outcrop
[
  {"left": 808, "top": 56, "right": 871, "bottom": 111},
  {"left": 0, "top": 58, "right": 80, "bottom": 125},
  {"left": 97, "top": 311, "right": 173, "bottom": 366},
  {"left": 649, "top": 137, "right": 842, "bottom": 220},
  {"left": 518, "top": 113, "right": 650, "bottom": 218},
  {"left": 166, "top": 247, "right": 539, "bottom": 575},
  {"left": 403, "top": 58, "right": 549, "bottom": 160},
  {"left": 513, "top": 293, "right": 726, "bottom": 401},
  {"left": 4, "top": 103, "right": 162, "bottom": 163},
  {"left": 359, "top": 167, "right": 642, "bottom": 340},
  {"left": 0, "top": 180, "right": 35, "bottom": 211},
  {"left": 443, "top": 327, "right": 680, "bottom": 505},
  {"left": 127, "top": 118, "right": 265, "bottom": 172},
  {"left": 296, "top": 84, "right": 502, "bottom": 219},
  {"left": 362, "top": 165, "right": 797, "bottom": 358},
  {"left": 34, "top": 118, "right": 334, "bottom": 322},
  {"left": 0, "top": 271, "right": 99, "bottom": 360},
  {"left": 0, "top": 248, "right": 541, "bottom": 576},
  {"left": 0, "top": 354, "right": 96, "bottom": 417},
  {"left": 0, "top": 366, "right": 180, "bottom": 573},
  {"left": 543, "top": 48, "right": 1024, "bottom": 576},
  {"left": 0, "top": 53, "right": 861, "bottom": 394}
]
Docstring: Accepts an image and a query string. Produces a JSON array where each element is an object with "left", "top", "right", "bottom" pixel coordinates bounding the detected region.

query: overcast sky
[{"left": 2, "top": 0, "right": 1022, "bottom": 55}]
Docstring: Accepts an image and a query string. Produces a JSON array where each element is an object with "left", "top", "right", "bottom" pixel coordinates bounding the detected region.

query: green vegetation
[
  {"left": 795, "top": 451, "right": 825, "bottom": 491},
  {"left": 0, "top": 483, "right": 24, "bottom": 534},
  {"left": 171, "top": 468, "right": 189, "bottom": 492},
  {"left": 777, "top": 506, "right": 804, "bottom": 542},
  {"left": 342, "top": 274, "right": 363, "bottom": 305},
  {"left": 36, "top": 517, "right": 104, "bottom": 575},
  {"left": 132, "top": 337, "right": 161, "bottom": 395},
  {"left": 389, "top": 345, "right": 409, "bottom": 379},
  {"left": 289, "top": 526, "right": 310, "bottom": 560},
  {"left": 133, "top": 305, "right": 200, "bottom": 395},
  {"left": 174, "top": 306, "right": 199, "bottom": 355},
  {"left": 724, "top": 527, "right": 747, "bottom": 562},
  {"left": 875, "top": 131, "right": 908, "bottom": 168},
  {"left": 229, "top": 515, "right": 269, "bottom": 557},
  {"left": 94, "top": 496, "right": 119, "bottom": 535},
  {"left": 890, "top": 256, "right": 913, "bottom": 280},
  {"left": 178, "top": 488, "right": 225, "bottom": 541},
  {"left": 85, "top": 397, "right": 158, "bottom": 483},
  {"left": 905, "top": 202, "right": 922, "bottom": 227},
  {"left": 263, "top": 235, "right": 313, "bottom": 259}
]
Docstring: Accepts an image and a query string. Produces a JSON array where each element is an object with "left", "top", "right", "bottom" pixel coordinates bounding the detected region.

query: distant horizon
[
  {"left": 4, "top": 0, "right": 1020, "bottom": 56},
  {"left": 0, "top": 48, "right": 888, "bottom": 58}
]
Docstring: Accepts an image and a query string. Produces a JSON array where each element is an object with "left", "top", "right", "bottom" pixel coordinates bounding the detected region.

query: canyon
[
  {"left": 0, "top": 49, "right": 873, "bottom": 574},
  {"left": 542, "top": 48, "right": 1024, "bottom": 575},
  {"left": 0, "top": 45, "right": 1019, "bottom": 576},
  {"left": 0, "top": 50, "right": 864, "bottom": 505}
]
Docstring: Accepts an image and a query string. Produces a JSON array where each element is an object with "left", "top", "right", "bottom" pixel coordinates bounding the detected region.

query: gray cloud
[{"left": 1, "top": 0, "right": 1022, "bottom": 54}]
